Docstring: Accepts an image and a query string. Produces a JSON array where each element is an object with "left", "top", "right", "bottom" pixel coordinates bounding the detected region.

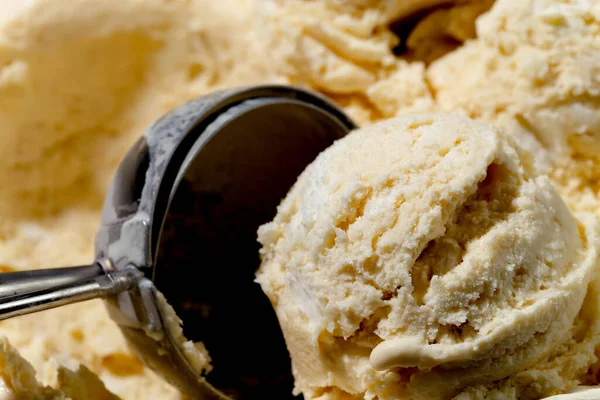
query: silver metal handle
[
  {"left": 0, "top": 264, "right": 105, "bottom": 298},
  {"left": 0, "top": 267, "right": 142, "bottom": 321}
]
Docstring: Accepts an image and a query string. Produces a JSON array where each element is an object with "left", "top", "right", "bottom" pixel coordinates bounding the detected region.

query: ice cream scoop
[{"left": 0, "top": 85, "right": 355, "bottom": 399}]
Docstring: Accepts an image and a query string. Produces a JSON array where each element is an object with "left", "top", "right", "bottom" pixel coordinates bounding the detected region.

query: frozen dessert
[
  {"left": 154, "top": 292, "right": 212, "bottom": 375},
  {"left": 547, "top": 387, "right": 600, "bottom": 400},
  {"left": 425, "top": 0, "right": 600, "bottom": 215},
  {"left": 257, "top": 0, "right": 492, "bottom": 96},
  {"left": 0, "top": 0, "right": 598, "bottom": 398},
  {"left": 260, "top": 0, "right": 600, "bottom": 215},
  {"left": 0, "top": 0, "right": 275, "bottom": 398},
  {"left": 256, "top": 114, "right": 600, "bottom": 399},
  {"left": 544, "top": 387, "right": 600, "bottom": 400},
  {"left": 256, "top": 0, "right": 494, "bottom": 123},
  {"left": 0, "top": 336, "right": 118, "bottom": 399}
]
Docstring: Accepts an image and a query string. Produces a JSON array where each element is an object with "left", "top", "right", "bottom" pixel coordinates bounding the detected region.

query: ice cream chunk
[
  {"left": 0, "top": 336, "right": 62, "bottom": 399},
  {"left": 256, "top": 0, "right": 600, "bottom": 217},
  {"left": 256, "top": 114, "right": 600, "bottom": 399},
  {"left": 0, "top": 335, "right": 118, "bottom": 400},
  {"left": 153, "top": 292, "right": 212, "bottom": 376},
  {"left": 544, "top": 387, "right": 600, "bottom": 400},
  {"left": 255, "top": 0, "right": 494, "bottom": 124},
  {"left": 423, "top": 0, "right": 600, "bottom": 214}
]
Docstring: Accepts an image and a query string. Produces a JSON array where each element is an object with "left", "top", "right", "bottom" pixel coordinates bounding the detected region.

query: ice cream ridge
[{"left": 256, "top": 114, "right": 600, "bottom": 400}]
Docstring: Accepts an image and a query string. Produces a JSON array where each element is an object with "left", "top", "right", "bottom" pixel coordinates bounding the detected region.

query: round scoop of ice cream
[{"left": 256, "top": 114, "right": 599, "bottom": 400}]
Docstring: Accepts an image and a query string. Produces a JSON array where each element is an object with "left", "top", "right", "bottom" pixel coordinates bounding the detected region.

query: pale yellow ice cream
[
  {"left": 0, "top": 335, "right": 118, "bottom": 400},
  {"left": 543, "top": 387, "right": 600, "bottom": 400},
  {"left": 0, "top": 0, "right": 599, "bottom": 398},
  {"left": 256, "top": 114, "right": 600, "bottom": 399},
  {"left": 425, "top": 0, "right": 600, "bottom": 214},
  {"left": 256, "top": 0, "right": 494, "bottom": 123},
  {"left": 0, "top": 0, "right": 275, "bottom": 398},
  {"left": 260, "top": 0, "right": 600, "bottom": 215}
]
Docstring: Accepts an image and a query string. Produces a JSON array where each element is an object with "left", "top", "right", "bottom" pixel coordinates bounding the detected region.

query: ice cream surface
[
  {"left": 0, "top": 0, "right": 599, "bottom": 398},
  {"left": 0, "top": 0, "right": 273, "bottom": 398},
  {"left": 544, "top": 387, "right": 600, "bottom": 400},
  {"left": 256, "top": 114, "right": 600, "bottom": 399},
  {"left": 0, "top": 336, "right": 118, "bottom": 400}
]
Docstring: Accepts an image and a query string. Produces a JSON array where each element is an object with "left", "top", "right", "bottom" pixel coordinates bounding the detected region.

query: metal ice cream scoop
[{"left": 0, "top": 85, "right": 355, "bottom": 399}]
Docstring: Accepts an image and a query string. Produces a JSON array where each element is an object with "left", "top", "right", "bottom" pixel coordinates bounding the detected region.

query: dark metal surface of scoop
[{"left": 0, "top": 85, "right": 355, "bottom": 398}]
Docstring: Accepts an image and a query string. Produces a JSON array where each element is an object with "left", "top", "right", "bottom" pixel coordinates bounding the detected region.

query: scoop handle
[
  {"left": 0, "top": 265, "right": 141, "bottom": 320},
  {"left": 0, "top": 264, "right": 108, "bottom": 298}
]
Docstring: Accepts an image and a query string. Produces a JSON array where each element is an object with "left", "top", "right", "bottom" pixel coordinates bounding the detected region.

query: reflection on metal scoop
[{"left": 0, "top": 85, "right": 355, "bottom": 398}]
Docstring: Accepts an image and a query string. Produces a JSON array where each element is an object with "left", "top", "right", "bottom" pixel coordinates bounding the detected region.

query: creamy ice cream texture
[
  {"left": 0, "top": 0, "right": 599, "bottom": 398},
  {"left": 0, "top": 0, "right": 270, "bottom": 398},
  {"left": 257, "top": 114, "right": 600, "bottom": 399}
]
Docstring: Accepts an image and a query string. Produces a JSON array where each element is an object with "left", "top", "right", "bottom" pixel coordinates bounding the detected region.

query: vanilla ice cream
[
  {"left": 260, "top": 0, "right": 600, "bottom": 216},
  {"left": 0, "top": 336, "right": 118, "bottom": 399},
  {"left": 0, "top": 0, "right": 275, "bottom": 398},
  {"left": 0, "top": 0, "right": 600, "bottom": 398},
  {"left": 544, "top": 387, "right": 600, "bottom": 400},
  {"left": 256, "top": 114, "right": 600, "bottom": 399}
]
